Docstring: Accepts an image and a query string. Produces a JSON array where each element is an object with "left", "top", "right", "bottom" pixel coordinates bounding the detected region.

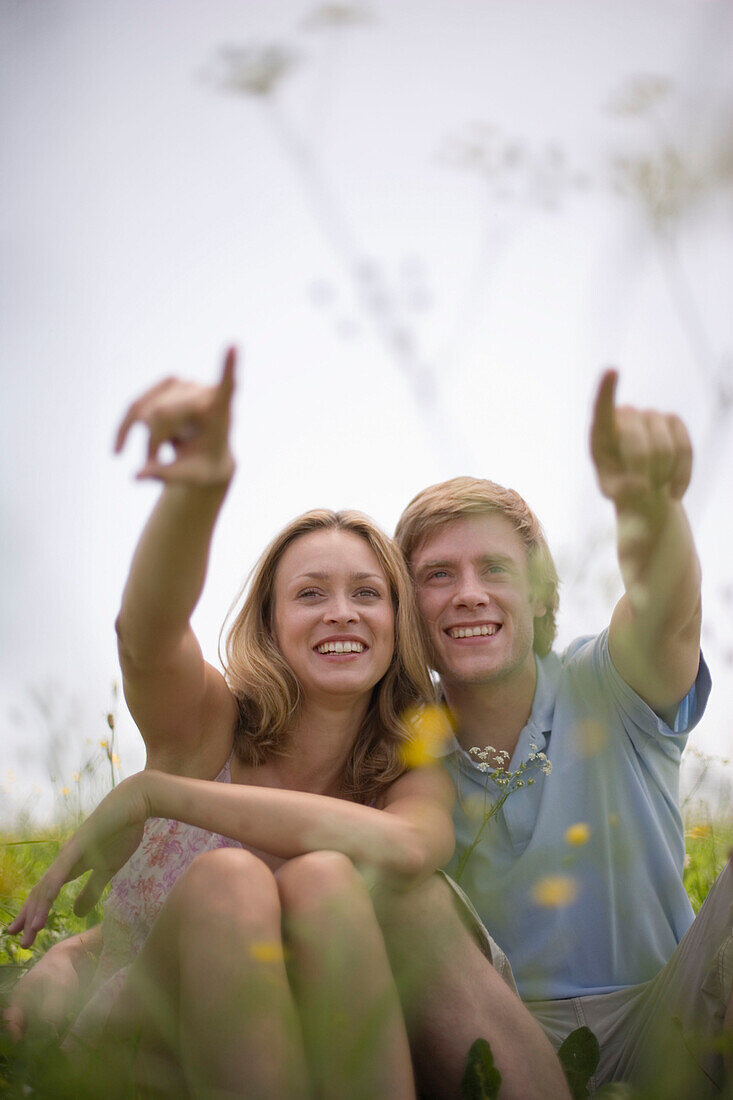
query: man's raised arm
[{"left": 590, "top": 369, "right": 702, "bottom": 717}]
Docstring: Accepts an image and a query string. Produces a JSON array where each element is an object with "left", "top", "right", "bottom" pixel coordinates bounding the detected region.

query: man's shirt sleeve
[{"left": 564, "top": 629, "right": 711, "bottom": 764}]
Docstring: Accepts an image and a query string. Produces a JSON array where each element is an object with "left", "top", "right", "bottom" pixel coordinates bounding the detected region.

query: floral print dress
[{"left": 68, "top": 755, "right": 241, "bottom": 1045}]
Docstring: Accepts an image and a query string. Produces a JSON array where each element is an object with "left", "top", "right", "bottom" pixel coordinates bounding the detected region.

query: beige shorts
[
  {"left": 438, "top": 870, "right": 518, "bottom": 996},
  {"left": 525, "top": 860, "right": 732, "bottom": 1095}
]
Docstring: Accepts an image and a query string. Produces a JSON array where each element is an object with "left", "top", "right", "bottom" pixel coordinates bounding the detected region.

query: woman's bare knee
[
  {"left": 277, "top": 850, "right": 363, "bottom": 914},
  {"left": 172, "top": 847, "right": 280, "bottom": 930}
]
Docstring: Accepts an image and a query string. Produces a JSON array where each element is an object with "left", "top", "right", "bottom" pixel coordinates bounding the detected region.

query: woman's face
[{"left": 272, "top": 529, "right": 395, "bottom": 705}]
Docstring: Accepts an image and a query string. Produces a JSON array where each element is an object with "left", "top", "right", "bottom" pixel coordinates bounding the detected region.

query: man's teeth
[
  {"left": 316, "top": 641, "right": 365, "bottom": 654},
  {"left": 449, "top": 625, "right": 498, "bottom": 639}
]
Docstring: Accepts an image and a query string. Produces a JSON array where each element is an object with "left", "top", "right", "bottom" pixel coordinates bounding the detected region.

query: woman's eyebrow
[{"left": 294, "top": 571, "right": 384, "bottom": 582}]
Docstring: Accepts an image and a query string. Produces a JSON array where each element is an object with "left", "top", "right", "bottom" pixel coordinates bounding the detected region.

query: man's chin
[{"left": 436, "top": 656, "right": 506, "bottom": 687}]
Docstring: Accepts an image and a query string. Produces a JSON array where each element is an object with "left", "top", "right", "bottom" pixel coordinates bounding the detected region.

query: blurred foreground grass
[
  {"left": 0, "top": 724, "right": 730, "bottom": 1099},
  {"left": 0, "top": 810, "right": 730, "bottom": 1097}
]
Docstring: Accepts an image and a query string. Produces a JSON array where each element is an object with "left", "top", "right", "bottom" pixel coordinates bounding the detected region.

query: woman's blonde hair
[
  {"left": 221, "top": 509, "right": 435, "bottom": 803},
  {"left": 395, "top": 477, "right": 559, "bottom": 657}
]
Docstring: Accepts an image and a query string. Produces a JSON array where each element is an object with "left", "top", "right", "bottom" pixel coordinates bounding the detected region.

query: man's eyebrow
[
  {"left": 415, "top": 559, "right": 455, "bottom": 574},
  {"left": 479, "top": 553, "right": 516, "bottom": 567},
  {"left": 416, "top": 553, "right": 517, "bottom": 573}
]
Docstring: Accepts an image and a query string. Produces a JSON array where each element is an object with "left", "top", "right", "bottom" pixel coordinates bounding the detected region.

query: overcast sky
[{"left": 2, "top": 0, "right": 732, "bottom": 821}]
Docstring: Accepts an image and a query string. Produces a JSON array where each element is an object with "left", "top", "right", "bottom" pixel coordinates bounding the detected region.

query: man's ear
[{"left": 532, "top": 597, "right": 547, "bottom": 620}]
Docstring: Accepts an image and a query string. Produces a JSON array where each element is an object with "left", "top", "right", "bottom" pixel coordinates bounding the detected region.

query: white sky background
[{"left": 1, "top": 0, "right": 732, "bottom": 823}]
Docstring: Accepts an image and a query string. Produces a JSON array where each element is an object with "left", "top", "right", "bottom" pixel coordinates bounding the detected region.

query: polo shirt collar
[
  {"left": 527, "top": 650, "right": 559, "bottom": 737},
  {"left": 442, "top": 650, "right": 560, "bottom": 768}
]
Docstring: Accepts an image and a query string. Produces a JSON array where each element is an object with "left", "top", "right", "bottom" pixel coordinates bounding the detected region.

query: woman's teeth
[{"left": 316, "top": 641, "right": 365, "bottom": 654}]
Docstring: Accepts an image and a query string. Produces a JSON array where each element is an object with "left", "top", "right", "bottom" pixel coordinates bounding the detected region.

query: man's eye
[
  {"left": 486, "top": 565, "right": 505, "bottom": 575},
  {"left": 428, "top": 570, "right": 449, "bottom": 581}
]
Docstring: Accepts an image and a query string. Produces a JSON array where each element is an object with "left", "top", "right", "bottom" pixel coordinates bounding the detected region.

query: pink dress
[{"left": 68, "top": 756, "right": 241, "bottom": 1045}]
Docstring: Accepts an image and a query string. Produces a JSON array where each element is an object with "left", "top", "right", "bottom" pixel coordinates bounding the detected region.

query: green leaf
[
  {"left": 461, "top": 1037, "right": 502, "bottom": 1100},
  {"left": 557, "top": 1026, "right": 600, "bottom": 1099}
]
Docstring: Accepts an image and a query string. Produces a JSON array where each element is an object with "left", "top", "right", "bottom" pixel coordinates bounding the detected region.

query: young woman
[
  {"left": 7, "top": 350, "right": 454, "bottom": 1099},
  {"left": 7, "top": 350, "right": 572, "bottom": 1100}
]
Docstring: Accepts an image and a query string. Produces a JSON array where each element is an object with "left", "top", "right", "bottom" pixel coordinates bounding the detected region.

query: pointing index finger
[
  {"left": 216, "top": 346, "right": 237, "bottom": 404},
  {"left": 590, "top": 368, "right": 619, "bottom": 456}
]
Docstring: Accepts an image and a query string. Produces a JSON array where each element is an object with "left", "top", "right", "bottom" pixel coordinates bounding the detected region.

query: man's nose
[{"left": 452, "top": 572, "right": 489, "bottom": 609}]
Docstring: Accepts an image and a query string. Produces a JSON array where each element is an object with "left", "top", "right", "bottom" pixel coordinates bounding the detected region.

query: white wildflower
[{"left": 455, "top": 738, "right": 554, "bottom": 884}]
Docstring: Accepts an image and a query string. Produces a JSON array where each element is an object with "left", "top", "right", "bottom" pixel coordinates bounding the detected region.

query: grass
[{"left": 0, "top": 746, "right": 730, "bottom": 1096}]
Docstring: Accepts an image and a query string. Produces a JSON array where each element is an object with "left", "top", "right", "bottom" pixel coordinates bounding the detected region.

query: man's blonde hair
[
  {"left": 394, "top": 477, "right": 559, "bottom": 657},
  {"left": 221, "top": 509, "right": 435, "bottom": 803}
]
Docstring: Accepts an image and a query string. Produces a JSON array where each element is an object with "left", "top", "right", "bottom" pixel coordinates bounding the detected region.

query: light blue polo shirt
[{"left": 441, "top": 629, "right": 711, "bottom": 1001}]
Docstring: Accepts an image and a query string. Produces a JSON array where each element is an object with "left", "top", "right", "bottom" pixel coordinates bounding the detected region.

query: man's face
[{"left": 411, "top": 514, "right": 546, "bottom": 689}]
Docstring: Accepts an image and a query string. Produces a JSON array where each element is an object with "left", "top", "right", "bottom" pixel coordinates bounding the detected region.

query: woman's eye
[
  {"left": 297, "top": 588, "right": 323, "bottom": 599},
  {"left": 355, "top": 588, "right": 380, "bottom": 599}
]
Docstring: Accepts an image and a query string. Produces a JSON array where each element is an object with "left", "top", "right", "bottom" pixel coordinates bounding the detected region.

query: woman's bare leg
[
  {"left": 277, "top": 851, "right": 416, "bottom": 1100},
  {"left": 373, "top": 874, "right": 571, "bottom": 1100},
  {"left": 113, "top": 848, "right": 311, "bottom": 1099}
]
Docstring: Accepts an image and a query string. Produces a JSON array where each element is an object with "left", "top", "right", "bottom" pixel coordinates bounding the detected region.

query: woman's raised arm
[{"left": 113, "top": 350, "right": 239, "bottom": 774}]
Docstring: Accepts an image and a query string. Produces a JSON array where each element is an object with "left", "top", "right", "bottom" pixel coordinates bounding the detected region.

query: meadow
[{"left": 0, "top": 736, "right": 731, "bottom": 1098}]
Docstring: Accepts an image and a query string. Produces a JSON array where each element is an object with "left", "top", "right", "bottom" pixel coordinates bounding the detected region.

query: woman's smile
[{"left": 273, "top": 529, "right": 395, "bottom": 699}]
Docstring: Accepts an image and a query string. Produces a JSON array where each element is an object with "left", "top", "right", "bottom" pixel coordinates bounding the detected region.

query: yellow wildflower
[
  {"left": 564, "top": 823, "right": 590, "bottom": 847},
  {"left": 462, "top": 794, "right": 487, "bottom": 822},
  {"left": 61, "top": 787, "right": 71, "bottom": 796},
  {"left": 400, "top": 704, "right": 455, "bottom": 769},
  {"left": 249, "top": 940, "right": 287, "bottom": 964},
  {"left": 112, "top": 754, "right": 121, "bottom": 767},
  {"left": 687, "top": 824, "right": 712, "bottom": 840},
  {"left": 72, "top": 773, "right": 81, "bottom": 782},
  {"left": 532, "top": 875, "right": 579, "bottom": 908},
  {"left": 575, "top": 719, "right": 608, "bottom": 757}
]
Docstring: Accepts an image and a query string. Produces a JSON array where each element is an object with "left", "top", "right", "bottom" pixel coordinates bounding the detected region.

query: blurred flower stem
[{"left": 454, "top": 744, "right": 551, "bottom": 884}]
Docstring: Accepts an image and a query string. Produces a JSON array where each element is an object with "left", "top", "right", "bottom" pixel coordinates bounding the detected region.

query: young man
[{"left": 395, "top": 370, "right": 732, "bottom": 1095}]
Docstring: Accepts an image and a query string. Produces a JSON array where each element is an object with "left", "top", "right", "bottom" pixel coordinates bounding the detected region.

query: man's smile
[{"left": 446, "top": 623, "right": 501, "bottom": 640}]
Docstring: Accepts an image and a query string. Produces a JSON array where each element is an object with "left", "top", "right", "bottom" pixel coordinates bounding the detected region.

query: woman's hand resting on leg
[
  {"left": 2, "top": 928, "right": 102, "bottom": 1040},
  {"left": 6, "top": 777, "right": 151, "bottom": 947}
]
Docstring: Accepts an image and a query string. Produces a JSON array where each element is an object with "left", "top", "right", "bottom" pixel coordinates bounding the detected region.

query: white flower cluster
[
  {"left": 469, "top": 745, "right": 510, "bottom": 775},
  {"left": 468, "top": 742, "right": 552, "bottom": 788},
  {"left": 455, "top": 740, "right": 554, "bottom": 882},
  {"left": 528, "top": 742, "right": 553, "bottom": 776}
]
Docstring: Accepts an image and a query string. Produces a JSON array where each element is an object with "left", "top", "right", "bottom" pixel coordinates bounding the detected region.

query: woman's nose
[{"left": 323, "top": 595, "right": 358, "bottom": 622}]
